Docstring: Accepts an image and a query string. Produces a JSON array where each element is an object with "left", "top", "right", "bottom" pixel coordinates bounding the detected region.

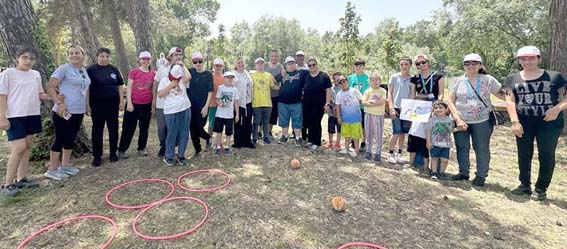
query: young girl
[
  {"left": 426, "top": 101, "right": 455, "bottom": 180},
  {"left": 214, "top": 71, "right": 240, "bottom": 155},
  {"left": 324, "top": 72, "right": 343, "bottom": 150},
  {"left": 362, "top": 71, "right": 387, "bottom": 162},
  {"left": 0, "top": 47, "right": 51, "bottom": 196}
]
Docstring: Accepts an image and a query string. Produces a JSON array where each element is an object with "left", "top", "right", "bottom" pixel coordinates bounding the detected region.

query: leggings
[{"left": 51, "top": 112, "right": 84, "bottom": 152}]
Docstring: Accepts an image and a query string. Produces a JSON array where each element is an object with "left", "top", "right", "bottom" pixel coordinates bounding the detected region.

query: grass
[{"left": 0, "top": 116, "right": 566, "bottom": 248}]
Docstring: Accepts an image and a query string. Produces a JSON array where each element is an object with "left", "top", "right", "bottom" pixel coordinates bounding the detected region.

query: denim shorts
[
  {"left": 391, "top": 108, "right": 411, "bottom": 134},
  {"left": 430, "top": 146, "right": 450, "bottom": 159},
  {"left": 278, "top": 102, "right": 303, "bottom": 129}
]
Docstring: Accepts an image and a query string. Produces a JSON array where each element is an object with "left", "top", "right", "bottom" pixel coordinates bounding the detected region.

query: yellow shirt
[
  {"left": 363, "top": 87, "right": 387, "bottom": 115},
  {"left": 251, "top": 71, "right": 275, "bottom": 107}
]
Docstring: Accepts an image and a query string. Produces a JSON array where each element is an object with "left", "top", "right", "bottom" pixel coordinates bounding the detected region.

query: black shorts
[
  {"left": 213, "top": 117, "right": 234, "bottom": 136},
  {"left": 407, "top": 135, "right": 429, "bottom": 158},
  {"left": 7, "top": 115, "right": 42, "bottom": 141},
  {"left": 269, "top": 97, "right": 278, "bottom": 125},
  {"left": 328, "top": 116, "right": 341, "bottom": 134}
]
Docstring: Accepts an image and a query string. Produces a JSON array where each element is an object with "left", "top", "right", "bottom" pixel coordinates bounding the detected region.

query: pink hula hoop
[
  {"left": 338, "top": 242, "right": 388, "bottom": 249},
  {"left": 105, "top": 178, "right": 175, "bottom": 210},
  {"left": 132, "top": 196, "right": 209, "bottom": 240},
  {"left": 177, "top": 169, "right": 231, "bottom": 192},
  {"left": 17, "top": 214, "right": 118, "bottom": 249}
]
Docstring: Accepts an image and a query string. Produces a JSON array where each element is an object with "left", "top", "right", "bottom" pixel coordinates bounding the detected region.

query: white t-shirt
[
  {"left": 158, "top": 77, "right": 191, "bottom": 114},
  {"left": 0, "top": 68, "right": 44, "bottom": 118},
  {"left": 154, "top": 65, "right": 170, "bottom": 109},
  {"left": 215, "top": 84, "right": 239, "bottom": 119}
]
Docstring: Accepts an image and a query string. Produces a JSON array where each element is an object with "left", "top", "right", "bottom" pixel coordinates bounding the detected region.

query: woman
[
  {"left": 302, "top": 58, "right": 332, "bottom": 151},
  {"left": 86, "top": 47, "right": 125, "bottom": 167},
  {"left": 448, "top": 53, "right": 503, "bottom": 186},
  {"left": 45, "top": 45, "right": 91, "bottom": 180},
  {"left": 506, "top": 46, "right": 567, "bottom": 201},
  {"left": 118, "top": 51, "right": 156, "bottom": 159},
  {"left": 233, "top": 57, "right": 255, "bottom": 149},
  {"left": 187, "top": 51, "right": 213, "bottom": 157}
]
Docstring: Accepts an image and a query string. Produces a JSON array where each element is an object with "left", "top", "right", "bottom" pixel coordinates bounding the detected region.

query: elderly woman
[
  {"left": 506, "top": 46, "right": 567, "bottom": 201},
  {"left": 448, "top": 53, "right": 503, "bottom": 186},
  {"left": 45, "top": 45, "right": 91, "bottom": 180}
]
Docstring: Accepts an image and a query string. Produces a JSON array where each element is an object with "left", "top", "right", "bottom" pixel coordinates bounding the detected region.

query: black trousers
[
  {"left": 51, "top": 112, "right": 84, "bottom": 152},
  {"left": 190, "top": 104, "right": 211, "bottom": 153},
  {"left": 303, "top": 102, "right": 325, "bottom": 146},
  {"left": 91, "top": 98, "right": 119, "bottom": 158},
  {"left": 517, "top": 114, "right": 563, "bottom": 191},
  {"left": 119, "top": 103, "right": 152, "bottom": 152},
  {"left": 234, "top": 103, "right": 254, "bottom": 148}
]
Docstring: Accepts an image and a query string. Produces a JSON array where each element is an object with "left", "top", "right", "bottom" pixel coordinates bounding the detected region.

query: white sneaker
[
  {"left": 348, "top": 151, "right": 357, "bottom": 157},
  {"left": 396, "top": 153, "right": 405, "bottom": 163},
  {"left": 44, "top": 169, "right": 70, "bottom": 181},
  {"left": 59, "top": 165, "right": 80, "bottom": 175},
  {"left": 339, "top": 149, "right": 349, "bottom": 155},
  {"left": 387, "top": 153, "right": 397, "bottom": 164}
]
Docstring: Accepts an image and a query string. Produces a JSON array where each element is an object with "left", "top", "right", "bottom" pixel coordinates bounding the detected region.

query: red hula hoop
[
  {"left": 338, "top": 242, "right": 388, "bottom": 249},
  {"left": 105, "top": 178, "right": 175, "bottom": 210},
  {"left": 177, "top": 169, "right": 231, "bottom": 192},
  {"left": 16, "top": 214, "right": 118, "bottom": 249},
  {"left": 132, "top": 196, "right": 209, "bottom": 240}
]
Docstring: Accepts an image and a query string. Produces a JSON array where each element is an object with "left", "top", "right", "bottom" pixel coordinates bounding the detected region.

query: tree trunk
[
  {"left": 70, "top": 0, "right": 100, "bottom": 64},
  {"left": 549, "top": 0, "right": 567, "bottom": 133},
  {"left": 125, "top": 0, "right": 153, "bottom": 56},
  {"left": 103, "top": 0, "right": 130, "bottom": 76}
]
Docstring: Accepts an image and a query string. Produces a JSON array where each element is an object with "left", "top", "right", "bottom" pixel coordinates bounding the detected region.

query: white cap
[
  {"left": 223, "top": 71, "right": 236, "bottom": 78},
  {"left": 213, "top": 58, "right": 224, "bottom": 65},
  {"left": 295, "top": 51, "right": 305, "bottom": 56},
  {"left": 168, "top": 47, "right": 180, "bottom": 57},
  {"left": 138, "top": 51, "right": 152, "bottom": 59},
  {"left": 284, "top": 56, "right": 296, "bottom": 64},
  {"left": 516, "top": 46, "right": 541, "bottom": 57},
  {"left": 336, "top": 75, "right": 347, "bottom": 83},
  {"left": 414, "top": 54, "right": 428, "bottom": 62},
  {"left": 255, "top": 57, "right": 265, "bottom": 63},
  {"left": 169, "top": 65, "right": 184, "bottom": 79},
  {"left": 191, "top": 51, "right": 203, "bottom": 60},
  {"left": 463, "top": 53, "right": 482, "bottom": 63}
]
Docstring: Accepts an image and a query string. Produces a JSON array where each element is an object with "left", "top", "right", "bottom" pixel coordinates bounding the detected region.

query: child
[
  {"left": 208, "top": 58, "right": 225, "bottom": 139},
  {"left": 335, "top": 75, "right": 363, "bottom": 157},
  {"left": 251, "top": 57, "right": 279, "bottom": 145},
  {"left": 362, "top": 71, "right": 387, "bottom": 162},
  {"left": 0, "top": 47, "right": 51, "bottom": 197},
  {"left": 323, "top": 72, "right": 343, "bottom": 150},
  {"left": 213, "top": 71, "right": 240, "bottom": 155},
  {"left": 157, "top": 64, "right": 191, "bottom": 166},
  {"left": 426, "top": 101, "right": 454, "bottom": 180}
]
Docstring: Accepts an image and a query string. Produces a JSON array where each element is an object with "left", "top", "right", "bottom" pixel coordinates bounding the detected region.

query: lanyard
[
  {"left": 465, "top": 75, "right": 481, "bottom": 97},
  {"left": 420, "top": 71, "right": 435, "bottom": 94}
]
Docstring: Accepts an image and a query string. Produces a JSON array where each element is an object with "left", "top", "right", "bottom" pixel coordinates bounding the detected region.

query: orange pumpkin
[
  {"left": 290, "top": 159, "right": 301, "bottom": 169},
  {"left": 331, "top": 196, "right": 346, "bottom": 212}
]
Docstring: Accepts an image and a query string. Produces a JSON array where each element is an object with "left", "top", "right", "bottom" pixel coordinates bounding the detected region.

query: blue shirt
[
  {"left": 51, "top": 63, "right": 91, "bottom": 114},
  {"left": 336, "top": 88, "right": 363, "bottom": 123}
]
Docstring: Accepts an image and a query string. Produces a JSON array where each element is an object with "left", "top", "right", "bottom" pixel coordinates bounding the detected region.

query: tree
[
  {"left": 549, "top": 0, "right": 567, "bottom": 132},
  {"left": 70, "top": 0, "right": 100, "bottom": 63},
  {"left": 125, "top": 0, "right": 153, "bottom": 55},
  {"left": 102, "top": 0, "right": 130, "bottom": 76},
  {"left": 337, "top": 1, "right": 361, "bottom": 73}
]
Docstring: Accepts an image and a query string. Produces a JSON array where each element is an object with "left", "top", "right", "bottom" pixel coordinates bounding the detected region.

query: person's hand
[
  {"left": 389, "top": 109, "right": 398, "bottom": 119},
  {"left": 119, "top": 102, "right": 125, "bottom": 112},
  {"left": 151, "top": 102, "right": 156, "bottom": 115},
  {"left": 455, "top": 118, "right": 468, "bottom": 131},
  {"left": 512, "top": 121, "right": 523, "bottom": 138},
  {"left": 126, "top": 104, "right": 134, "bottom": 112},
  {"left": 235, "top": 115, "right": 240, "bottom": 123},
  {"left": 57, "top": 103, "right": 67, "bottom": 117},
  {"left": 57, "top": 94, "right": 65, "bottom": 102},
  {"left": 324, "top": 105, "right": 330, "bottom": 113},
  {"left": 544, "top": 106, "right": 562, "bottom": 122},
  {"left": 0, "top": 118, "right": 10, "bottom": 130},
  {"left": 337, "top": 117, "right": 342, "bottom": 125},
  {"left": 426, "top": 141, "right": 433, "bottom": 150},
  {"left": 201, "top": 107, "right": 208, "bottom": 118}
]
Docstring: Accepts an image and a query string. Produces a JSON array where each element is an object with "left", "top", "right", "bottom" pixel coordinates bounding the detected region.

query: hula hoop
[
  {"left": 338, "top": 242, "right": 388, "bottom": 249},
  {"left": 105, "top": 178, "right": 175, "bottom": 210},
  {"left": 177, "top": 169, "right": 231, "bottom": 192},
  {"left": 17, "top": 214, "right": 118, "bottom": 249},
  {"left": 132, "top": 196, "right": 209, "bottom": 240}
]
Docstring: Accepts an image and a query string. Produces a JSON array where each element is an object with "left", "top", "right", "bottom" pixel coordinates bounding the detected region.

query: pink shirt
[{"left": 128, "top": 68, "right": 156, "bottom": 104}]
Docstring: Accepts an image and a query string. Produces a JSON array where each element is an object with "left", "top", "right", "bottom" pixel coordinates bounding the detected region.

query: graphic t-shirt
[
  {"left": 215, "top": 84, "right": 239, "bottom": 119},
  {"left": 279, "top": 70, "right": 304, "bottom": 104},
  {"left": 426, "top": 116, "right": 454, "bottom": 148},
  {"left": 450, "top": 74, "right": 501, "bottom": 123},
  {"left": 158, "top": 78, "right": 191, "bottom": 115},
  {"left": 128, "top": 67, "right": 156, "bottom": 104},
  {"left": 336, "top": 88, "right": 363, "bottom": 123},
  {"left": 251, "top": 71, "right": 275, "bottom": 108},
  {"left": 87, "top": 64, "right": 124, "bottom": 102},
  {"left": 210, "top": 72, "right": 224, "bottom": 107},
  {"left": 363, "top": 87, "right": 387, "bottom": 115},
  {"left": 411, "top": 72, "right": 443, "bottom": 100},
  {"left": 0, "top": 68, "right": 44, "bottom": 118},
  {"left": 505, "top": 70, "right": 567, "bottom": 117},
  {"left": 303, "top": 71, "right": 332, "bottom": 106},
  {"left": 389, "top": 73, "right": 412, "bottom": 108},
  {"left": 51, "top": 63, "right": 91, "bottom": 114},
  {"left": 348, "top": 73, "right": 369, "bottom": 109},
  {"left": 187, "top": 68, "right": 213, "bottom": 108}
]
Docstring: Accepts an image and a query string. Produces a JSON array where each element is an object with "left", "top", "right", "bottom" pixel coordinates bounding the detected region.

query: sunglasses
[
  {"left": 464, "top": 61, "right": 480, "bottom": 66},
  {"left": 415, "top": 61, "right": 428, "bottom": 66},
  {"left": 193, "top": 60, "right": 203, "bottom": 64},
  {"left": 308, "top": 64, "right": 317, "bottom": 68}
]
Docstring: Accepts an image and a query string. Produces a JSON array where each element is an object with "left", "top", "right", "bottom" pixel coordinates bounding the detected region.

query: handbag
[{"left": 466, "top": 79, "right": 505, "bottom": 126}]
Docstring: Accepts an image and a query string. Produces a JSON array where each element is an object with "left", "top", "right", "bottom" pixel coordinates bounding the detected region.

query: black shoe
[
  {"left": 192, "top": 152, "right": 202, "bottom": 159},
  {"left": 177, "top": 157, "right": 187, "bottom": 166},
  {"left": 472, "top": 176, "right": 485, "bottom": 187},
  {"left": 531, "top": 188, "right": 546, "bottom": 201},
  {"left": 157, "top": 147, "right": 165, "bottom": 157},
  {"left": 450, "top": 174, "right": 469, "bottom": 181},
  {"left": 14, "top": 178, "right": 39, "bottom": 189},
  {"left": 437, "top": 173, "right": 449, "bottom": 181},
  {"left": 109, "top": 153, "right": 119, "bottom": 162},
  {"left": 511, "top": 184, "right": 532, "bottom": 195},
  {"left": 91, "top": 157, "right": 102, "bottom": 167},
  {"left": 232, "top": 144, "right": 242, "bottom": 148}
]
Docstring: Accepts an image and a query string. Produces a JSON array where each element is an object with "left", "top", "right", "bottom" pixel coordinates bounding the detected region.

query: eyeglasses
[
  {"left": 193, "top": 60, "right": 203, "bottom": 64},
  {"left": 464, "top": 61, "right": 480, "bottom": 66},
  {"left": 415, "top": 61, "right": 427, "bottom": 66},
  {"left": 308, "top": 64, "right": 317, "bottom": 68}
]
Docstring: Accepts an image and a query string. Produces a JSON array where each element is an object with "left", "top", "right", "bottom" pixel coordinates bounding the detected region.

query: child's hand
[
  {"left": 235, "top": 115, "right": 240, "bottom": 123},
  {"left": 337, "top": 117, "right": 342, "bottom": 125},
  {"left": 426, "top": 141, "right": 433, "bottom": 150},
  {"left": 0, "top": 118, "right": 10, "bottom": 130}
]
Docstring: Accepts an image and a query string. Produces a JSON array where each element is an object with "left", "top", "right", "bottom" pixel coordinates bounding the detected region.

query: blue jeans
[
  {"left": 278, "top": 102, "right": 303, "bottom": 129},
  {"left": 453, "top": 119, "right": 493, "bottom": 179},
  {"left": 165, "top": 109, "right": 191, "bottom": 160}
]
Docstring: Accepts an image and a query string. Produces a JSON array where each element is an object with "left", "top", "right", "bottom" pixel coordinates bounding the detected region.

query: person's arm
[
  {"left": 448, "top": 91, "right": 468, "bottom": 131},
  {"left": 270, "top": 75, "right": 280, "bottom": 90},
  {"left": 505, "top": 88, "right": 523, "bottom": 138},
  {"left": 85, "top": 88, "right": 91, "bottom": 116},
  {"left": 437, "top": 77, "right": 445, "bottom": 100},
  {"left": 47, "top": 77, "right": 67, "bottom": 116},
  {"left": 234, "top": 99, "right": 240, "bottom": 123},
  {"left": 126, "top": 78, "right": 134, "bottom": 112},
  {"left": 387, "top": 79, "right": 396, "bottom": 118},
  {"left": 410, "top": 83, "right": 416, "bottom": 99},
  {"left": 152, "top": 78, "right": 159, "bottom": 114},
  {"left": 376, "top": 89, "right": 387, "bottom": 105},
  {"left": 181, "top": 63, "right": 191, "bottom": 84},
  {"left": 158, "top": 80, "right": 178, "bottom": 98},
  {"left": 0, "top": 94, "right": 8, "bottom": 130},
  {"left": 361, "top": 91, "right": 376, "bottom": 107},
  {"left": 544, "top": 87, "right": 567, "bottom": 122},
  {"left": 336, "top": 104, "right": 342, "bottom": 125},
  {"left": 324, "top": 87, "right": 332, "bottom": 112},
  {"left": 118, "top": 85, "right": 125, "bottom": 112},
  {"left": 426, "top": 127, "right": 433, "bottom": 150},
  {"left": 202, "top": 92, "right": 213, "bottom": 117}
]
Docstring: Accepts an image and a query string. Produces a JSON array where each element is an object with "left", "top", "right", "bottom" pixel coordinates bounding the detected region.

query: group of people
[{"left": 1, "top": 45, "right": 566, "bottom": 202}]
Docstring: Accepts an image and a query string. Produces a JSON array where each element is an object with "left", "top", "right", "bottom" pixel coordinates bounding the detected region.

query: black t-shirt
[
  {"left": 303, "top": 71, "right": 332, "bottom": 105},
  {"left": 278, "top": 70, "right": 304, "bottom": 104},
  {"left": 505, "top": 70, "right": 567, "bottom": 117},
  {"left": 410, "top": 72, "right": 443, "bottom": 100},
  {"left": 86, "top": 64, "right": 124, "bottom": 101},
  {"left": 187, "top": 68, "right": 213, "bottom": 107}
]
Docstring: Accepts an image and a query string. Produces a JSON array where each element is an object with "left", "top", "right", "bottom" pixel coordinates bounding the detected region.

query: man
[
  {"left": 278, "top": 56, "right": 304, "bottom": 146},
  {"left": 187, "top": 51, "right": 213, "bottom": 158},
  {"left": 295, "top": 51, "right": 308, "bottom": 70},
  {"left": 348, "top": 59, "right": 370, "bottom": 151},
  {"left": 265, "top": 49, "right": 284, "bottom": 138}
]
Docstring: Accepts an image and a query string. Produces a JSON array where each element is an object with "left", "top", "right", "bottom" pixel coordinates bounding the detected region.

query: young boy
[
  {"left": 0, "top": 47, "right": 51, "bottom": 197},
  {"left": 251, "top": 57, "right": 279, "bottom": 145},
  {"left": 426, "top": 101, "right": 454, "bottom": 180},
  {"left": 324, "top": 72, "right": 343, "bottom": 150},
  {"left": 213, "top": 71, "right": 240, "bottom": 155},
  {"left": 362, "top": 71, "right": 387, "bottom": 162},
  {"left": 335, "top": 75, "right": 363, "bottom": 158},
  {"left": 208, "top": 58, "right": 225, "bottom": 138},
  {"left": 387, "top": 56, "right": 413, "bottom": 164}
]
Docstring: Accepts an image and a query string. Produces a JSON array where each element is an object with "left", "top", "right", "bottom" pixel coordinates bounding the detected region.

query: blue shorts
[
  {"left": 278, "top": 102, "right": 303, "bottom": 129},
  {"left": 328, "top": 116, "right": 341, "bottom": 134},
  {"left": 391, "top": 108, "right": 411, "bottom": 134},
  {"left": 430, "top": 146, "right": 450, "bottom": 159},
  {"left": 7, "top": 115, "right": 42, "bottom": 141}
]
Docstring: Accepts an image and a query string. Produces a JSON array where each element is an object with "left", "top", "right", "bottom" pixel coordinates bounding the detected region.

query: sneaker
[
  {"left": 118, "top": 151, "right": 129, "bottom": 160},
  {"left": 252, "top": 139, "right": 257, "bottom": 146},
  {"left": 431, "top": 175, "right": 438, "bottom": 180},
  {"left": 359, "top": 142, "right": 366, "bottom": 152},
  {"left": 44, "top": 169, "right": 69, "bottom": 180},
  {"left": 339, "top": 149, "right": 349, "bottom": 155},
  {"left": 59, "top": 165, "right": 80, "bottom": 175},
  {"left": 450, "top": 174, "right": 469, "bottom": 181},
  {"left": 224, "top": 148, "right": 232, "bottom": 156},
  {"left": 323, "top": 142, "right": 332, "bottom": 148},
  {"left": 263, "top": 137, "right": 272, "bottom": 145},
  {"left": 15, "top": 178, "right": 39, "bottom": 189},
  {"left": 91, "top": 157, "right": 102, "bottom": 167},
  {"left": 205, "top": 138, "right": 213, "bottom": 150},
  {"left": 348, "top": 151, "right": 357, "bottom": 158},
  {"left": 214, "top": 148, "right": 221, "bottom": 156},
  {"left": 531, "top": 189, "right": 546, "bottom": 201},
  {"left": 309, "top": 144, "right": 318, "bottom": 153},
  {"left": 278, "top": 136, "right": 288, "bottom": 144},
  {"left": 177, "top": 157, "right": 187, "bottom": 166},
  {"left": 295, "top": 137, "right": 303, "bottom": 147},
  {"left": 109, "top": 153, "right": 119, "bottom": 162},
  {"left": 438, "top": 173, "right": 449, "bottom": 180},
  {"left": 163, "top": 158, "right": 175, "bottom": 167},
  {"left": 157, "top": 147, "right": 165, "bottom": 157},
  {"left": 396, "top": 153, "right": 405, "bottom": 164},
  {"left": 333, "top": 143, "right": 341, "bottom": 151},
  {"left": 387, "top": 153, "right": 397, "bottom": 164},
  {"left": 472, "top": 176, "right": 485, "bottom": 187},
  {"left": 364, "top": 152, "right": 372, "bottom": 160},
  {"left": 374, "top": 154, "right": 382, "bottom": 162},
  {"left": 511, "top": 184, "right": 532, "bottom": 195},
  {"left": 137, "top": 149, "right": 148, "bottom": 157},
  {"left": 1, "top": 184, "right": 19, "bottom": 197},
  {"left": 192, "top": 152, "right": 202, "bottom": 159},
  {"left": 304, "top": 142, "right": 313, "bottom": 148},
  {"left": 421, "top": 168, "right": 432, "bottom": 177}
]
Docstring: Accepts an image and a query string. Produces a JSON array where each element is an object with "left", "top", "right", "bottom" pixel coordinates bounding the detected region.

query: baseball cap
[
  {"left": 213, "top": 58, "right": 224, "bottom": 65},
  {"left": 463, "top": 53, "right": 482, "bottom": 63},
  {"left": 414, "top": 54, "right": 429, "bottom": 62},
  {"left": 168, "top": 47, "right": 182, "bottom": 57},
  {"left": 191, "top": 51, "right": 203, "bottom": 60},
  {"left": 336, "top": 75, "right": 347, "bottom": 83},
  {"left": 295, "top": 51, "right": 305, "bottom": 56},
  {"left": 138, "top": 51, "right": 152, "bottom": 59},
  {"left": 516, "top": 46, "right": 541, "bottom": 57},
  {"left": 284, "top": 56, "right": 296, "bottom": 64},
  {"left": 255, "top": 57, "right": 265, "bottom": 63},
  {"left": 223, "top": 71, "right": 236, "bottom": 78},
  {"left": 169, "top": 65, "right": 184, "bottom": 79}
]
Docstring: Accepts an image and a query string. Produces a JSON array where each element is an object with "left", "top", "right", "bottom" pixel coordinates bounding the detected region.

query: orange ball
[
  {"left": 290, "top": 159, "right": 301, "bottom": 169},
  {"left": 331, "top": 196, "right": 347, "bottom": 212}
]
